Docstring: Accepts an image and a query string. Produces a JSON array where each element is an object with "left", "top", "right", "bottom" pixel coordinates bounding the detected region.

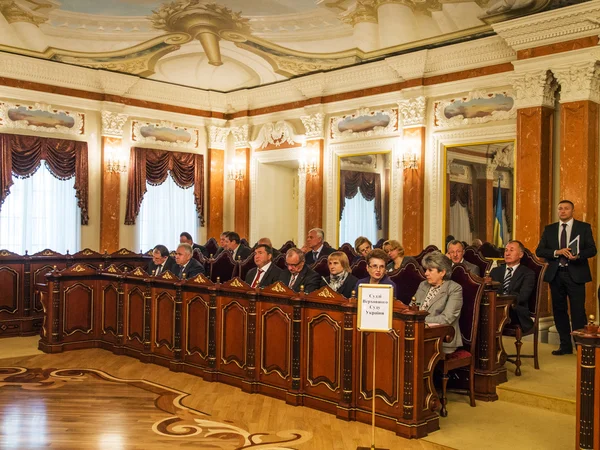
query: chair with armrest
[
  {"left": 192, "top": 248, "right": 206, "bottom": 264},
  {"left": 438, "top": 265, "right": 484, "bottom": 417},
  {"left": 351, "top": 259, "right": 369, "bottom": 280},
  {"left": 238, "top": 253, "right": 257, "bottom": 281},
  {"left": 338, "top": 242, "right": 358, "bottom": 264},
  {"left": 203, "top": 237, "right": 219, "bottom": 258},
  {"left": 479, "top": 242, "right": 504, "bottom": 258},
  {"left": 502, "top": 248, "right": 547, "bottom": 376},
  {"left": 273, "top": 253, "right": 287, "bottom": 270},
  {"left": 414, "top": 245, "right": 439, "bottom": 266},
  {"left": 278, "top": 240, "right": 295, "bottom": 255},
  {"left": 388, "top": 261, "right": 426, "bottom": 305},
  {"left": 311, "top": 256, "right": 330, "bottom": 279},
  {"left": 240, "top": 238, "right": 250, "bottom": 248},
  {"left": 209, "top": 250, "right": 237, "bottom": 283},
  {"left": 464, "top": 247, "right": 493, "bottom": 277},
  {"left": 374, "top": 238, "right": 386, "bottom": 249}
]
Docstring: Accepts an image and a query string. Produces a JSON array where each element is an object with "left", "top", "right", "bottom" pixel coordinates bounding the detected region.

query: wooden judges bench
[{"left": 34, "top": 259, "right": 514, "bottom": 439}]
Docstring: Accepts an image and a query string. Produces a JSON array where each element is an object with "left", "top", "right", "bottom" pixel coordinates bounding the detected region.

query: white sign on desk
[{"left": 357, "top": 284, "right": 394, "bottom": 332}]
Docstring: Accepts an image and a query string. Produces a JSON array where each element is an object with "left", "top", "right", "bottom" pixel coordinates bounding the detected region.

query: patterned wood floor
[{"left": 0, "top": 349, "right": 453, "bottom": 450}]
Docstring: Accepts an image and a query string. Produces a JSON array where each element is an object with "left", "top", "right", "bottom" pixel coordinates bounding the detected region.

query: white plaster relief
[
  {"left": 433, "top": 91, "right": 516, "bottom": 129},
  {"left": 231, "top": 125, "right": 250, "bottom": 149},
  {"left": 0, "top": 101, "right": 85, "bottom": 136},
  {"left": 251, "top": 121, "right": 301, "bottom": 149},
  {"left": 101, "top": 111, "right": 128, "bottom": 138},
  {"left": 301, "top": 113, "right": 325, "bottom": 139},
  {"left": 553, "top": 62, "right": 600, "bottom": 104},
  {"left": 131, "top": 119, "right": 199, "bottom": 149},
  {"left": 510, "top": 70, "right": 558, "bottom": 109},
  {"left": 208, "top": 126, "right": 230, "bottom": 150},
  {"left": 398, "top": 96, "right": 426, "bottom": 128}
]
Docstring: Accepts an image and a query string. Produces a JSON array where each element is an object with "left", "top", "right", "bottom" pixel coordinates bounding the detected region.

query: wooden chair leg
[
  {"left": 514, "top": 328, "right": 523, "bottom": 376},
  {"left": 533, "top": 327, "right": 540, "bottom": 370},
  {"left": 440, "top": 370, "right": 449, "bottom": 417},
  {"left": 469, "top": 364, "right": 476, "bottom": 407}
]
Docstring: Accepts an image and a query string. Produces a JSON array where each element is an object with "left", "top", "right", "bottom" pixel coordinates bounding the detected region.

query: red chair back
[
  {"left": 351, "top": 259, "right": 369, "bottom": 279},
  {"left": 464, "top": 247, "right": 492, "bottom": 276},
  {"left": 338, "top": 242, "right": 357, "bottom": 263},
  {"left": 451, "top": 265, "right": 484, "bottom": 349},
  {"left": 388, "top": 261, "right": 426, "bottom": 305},
  {"left": 374, "top": 238, "right": 386, "bottom": 249},
  {"left": 278, "top": 240, "right": 295, "bottom": 254},
  {"left": 238, "top": 252, "right": 257, "bottom": 281},
  {"left": 479, "top": 242, "right": 504, "bottom": 258},
  {"left": 204, "top": 238, "right": 219, "bottom": 258},
  {"left": 519, "top": 248, "right": 548, "bottom": 320},
  {"left": 209, "top": 251, "right": 236, "bottom": 283},
  {"left": 311, "top": 257, "right": 330, "bottom": 279},
  {"left": 414, "top": 245, "right": 439, "bottom": 265},
  {"left": 273, "top": 253, "right": 287, "bottom": 270}
]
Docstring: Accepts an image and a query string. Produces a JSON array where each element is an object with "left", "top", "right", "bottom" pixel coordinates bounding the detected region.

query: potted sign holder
[{"left": 356, "top": 283, "right": 393, "bottom": 450}]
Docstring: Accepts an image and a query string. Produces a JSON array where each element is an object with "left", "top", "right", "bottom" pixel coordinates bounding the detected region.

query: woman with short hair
[
  {"left": 324, "top": 251, "right": 359, "bottom": 298},
  {"left": 383, "top": 239, "right": 418, "bottom": 272},
  {"left": 414, "top": 251, "right": 463, "bottom": 354}
]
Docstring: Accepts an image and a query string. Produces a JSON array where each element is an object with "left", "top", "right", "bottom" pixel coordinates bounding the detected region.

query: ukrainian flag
[{"left": 493, "top": 177, "right": 504, "bottom": 247}]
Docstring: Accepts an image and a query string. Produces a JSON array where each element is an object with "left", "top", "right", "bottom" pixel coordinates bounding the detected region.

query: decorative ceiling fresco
[{"left": 0, "top": 0, "right": 586, "bottom": 92}]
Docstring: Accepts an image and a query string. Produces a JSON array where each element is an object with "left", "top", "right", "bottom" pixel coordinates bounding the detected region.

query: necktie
[
  {"left": 502, "top": 267, "right": 513, "bottom": 294},
  {"left": 289, "top": 273, "right": 297, "bottom": 288},
  {"left": 155, "top": 264, "right": 162, "bottom": 276},
  {"left": 420, "top": 285, "right": 440, "bottom": 310},
  {"left": 313, "top": 251, "right": 319, "bottom": 261},
  {"left": 559, "top": 223, "right": 568, "bottom": 266},
  {"left": 251, "top": 268, "right": 263, "bottom": 288}
]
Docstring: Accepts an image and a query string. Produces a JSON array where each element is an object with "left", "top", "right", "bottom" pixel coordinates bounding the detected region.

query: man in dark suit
[
  {"left": 279, "top": 247, "right": 322, "bottom": 293},
  {"left": 180, "top": 232, "right": 208, "bottom": 258},
  {"left": 174, "top": 243, "right": 205, "bottom": 279},
  {"left": 324, "top": 251, "right": 358, "bottom": 298},
  {"left": 536, "top": 200, "right": 597, "bottom": 355},
  {"left": 245, "top": 244, "right": 283, "bottom": 288},
  {"left": 489, "top": 240, "right": 535, "bottom": 332},
  {"left": 447, "top": 240, "right": 480, "bottom": 276},
  {"left": 224, "top": 232, "right": 252, "bottom": 261},
  {"left": 213, "top": 231, "right": 230, "bottom": 258},
  {"left": 305, "top": 228, "right": 335, "bottom": 265},
  {"left": 148, "top": 245, "right": 177, "bottom": 276}
]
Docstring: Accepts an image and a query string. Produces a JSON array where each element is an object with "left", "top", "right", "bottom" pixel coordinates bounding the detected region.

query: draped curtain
[
  {"left": 125, "top": 147, "right": 204, "bottom": 225},
  {"left": 0, "top": 133, "right": 89, "bottom": 224},
  {"left": 339, "top": 170, "right": 382, "bottom": 230},
  {"left": 449, "top": 182, "right": 475, "bottom": 232},
  {"left": 339, "top": 194, "right": 377, "bottom": 248},
  {"left": 493, "top": 187, "right": 512, "bottom": 234}
]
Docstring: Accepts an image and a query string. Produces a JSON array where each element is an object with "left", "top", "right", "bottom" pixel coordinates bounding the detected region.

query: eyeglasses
[
  {"left": 286, "top": 261, "right": 302, "bottom": 268},
  {"left": 368, "top": 264, "right": 386, "bottom": 270}
]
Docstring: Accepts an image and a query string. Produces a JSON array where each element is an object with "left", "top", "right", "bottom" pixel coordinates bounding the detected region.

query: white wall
[{"left": 255, "top": 163, "right": 298, "bottom": 247}]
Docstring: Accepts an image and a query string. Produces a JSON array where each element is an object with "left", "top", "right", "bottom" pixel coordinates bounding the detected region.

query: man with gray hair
[
  {"left": 305, "top": 228, "right": 335, "bottom": 265},
  {"left": 279, "top": 247, "right": 322, "bottom": 293},
  {"left": 447, "top": 239, "right": 480, "bottom": 276},
  {"left": 174, "top": 243, "right": 205, "bottom": 279}
]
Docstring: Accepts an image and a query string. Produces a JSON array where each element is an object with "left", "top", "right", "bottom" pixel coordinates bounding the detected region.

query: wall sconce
[
  {"left": 105, "top": 145, "right": 127, "bottom": 174},
  {"left": 397, "top": 144, "right": 419, "bottom": 170},
  {"left": 298, "top": 146, "right": 319, "bottom": 176},
  {"left": 227, "top": 158, "right": 245, "bottom": 182}
]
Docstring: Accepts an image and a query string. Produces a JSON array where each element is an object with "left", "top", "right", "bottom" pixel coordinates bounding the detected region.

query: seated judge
[
  {"left": 279, "top": 247, "right": 322, "bottom": 293},
  {"left": 383, "top": 239, "right": 418, "bottom": 272},
  {"left": 488, "top": 240, "right": 535, "bottom": 333},
  {"left": 324, "top": 251, "right": 359, "bottom": 298},
  {"left": 305, "top": 228, "right": 335, "bottom": 265},
  {"left": 354, "top": 249, "right": 397, "bottom": 299},
  {"left": 245, "top": 244, "right": 283, "bottom": 288},
  {"left": 224, "top": 231, "right": 252, "bottom": 261},
  {"left": 174, "top": 243, "right": 205, "bottom": 279},
  {"left": 447, "top": 240, "right": 480, "bottom": 276},
  {"left": 180, "top": 232, "right": 207, "bottom": 257},
  {"left": 257, "top": 237, "right": 280, "bottom": 258},
  {"left": 148, "top": 245, "right": 176, "bottom": 276},
  {"left": 213, "top": 231, "right": 230, "bottom": 257},
  {"left": 415, "top": 251, "right": 463, "bottom": 354},
  {"left": 353, "top": 236, "right": 372, "bottom": 264}
]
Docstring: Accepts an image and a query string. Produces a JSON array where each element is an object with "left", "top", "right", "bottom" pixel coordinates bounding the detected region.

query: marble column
[
  {"left": 512, "top": 70, "right": 557, "bottom": 318},
  {"left": 398, "top": 97, "right": 426, "bottom": 256},
  {"left": 554, "top": 62, "right": 600, "bottom": 318},
  {"left": 207, "top": 126, "right": 228, "bottom": 244},
  {"left": 100, "top": 111, "right": 128, "bottom": 253},
  {"left": 301, "top": 114, "right": 325, "bottom": 239},
  {"left": 231, "top": 125, "right": 250, "bottom": 240}
]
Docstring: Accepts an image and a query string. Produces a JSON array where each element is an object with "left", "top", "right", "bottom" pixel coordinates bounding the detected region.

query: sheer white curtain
[
  {"left": 339, "top": 194, "right": 377, "bottom": 246},
  {"left": 0, "top": 162, "right": 80, "bottom": 254},
  {"left": 449, "top": 203, "right": 472, "bottom": 243},
  {"left": 137, "top": 174, "right": 198, "bottom": 253}
]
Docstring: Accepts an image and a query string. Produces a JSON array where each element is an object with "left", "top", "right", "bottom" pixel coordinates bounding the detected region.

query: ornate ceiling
[{"left": 0, "top": 0, "right": 580, "bottom": 93}]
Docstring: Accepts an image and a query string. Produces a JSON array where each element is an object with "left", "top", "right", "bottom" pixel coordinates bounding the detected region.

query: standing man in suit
[
  {"left": 447, "top": 240, "right": 480, "bottom": 276},
  {"left": 536, "top": 200, "right": 597, "bottom": 355},
  {"left": 245, "top": 244, "right": 282, "bottom": 288},
  {"left": 174, "top": 243, "right": 205, "bottom": 279},
  {"left": 180, "top": 232, "right": 207, "bottom": 258},
  {"left": 224, "top": 232, "right": 252, "bottom": 261},
  {"left": 279, "top": 248, "right": 322, "bottom": 293},
  {"left": 148, "top": 245, "right": 177, "bottom": 276},
  {"left": 489, "top": 240, "right": 535, "bottom": 333},
  {"left": 305, "top": 228, "right": 335, "bottom": 265}
]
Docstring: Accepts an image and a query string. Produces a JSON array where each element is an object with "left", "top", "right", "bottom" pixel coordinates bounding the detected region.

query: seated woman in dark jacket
[
  {"left": 323, "top": 251, "right": 359, "bottom": 298},
  {"left": 354, "top": 249, "right": 397, "bottom": 299},
  {"left": 383, "top": 239, "right": 418, "bottom": 272},
  {"left": 414, "top": 251, "right": 463, "bottom": 354}
]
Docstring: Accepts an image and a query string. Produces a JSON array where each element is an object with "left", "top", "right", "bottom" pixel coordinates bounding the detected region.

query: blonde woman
[{"left": 383, "top": 239, "right": 418, "bottom": 272}]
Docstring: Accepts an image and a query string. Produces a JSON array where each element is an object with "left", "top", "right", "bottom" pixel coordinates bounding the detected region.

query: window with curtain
[
  {"left": 339, "top": 194, "right": 377, "bottom": 247},
  {"left": 0, "top": 161, "right": 81, "bottom": 254},
  {"left": 136, "top": 174, "right": 198, "bottom": 253}
]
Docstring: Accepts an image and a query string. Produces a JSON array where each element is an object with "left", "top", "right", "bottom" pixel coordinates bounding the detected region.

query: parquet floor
[{"left": 0, "top": 346, "right": 452, "bottom": 450}]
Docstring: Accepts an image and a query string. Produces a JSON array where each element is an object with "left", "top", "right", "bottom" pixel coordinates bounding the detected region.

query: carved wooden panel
[
  {"left": 306, "top": 313, "right": 341, "bottom": 396},
  {"left": 186, "top": 295, "right": 210, "bottom": 361},
  {"left": 63, "top": 282, "right": 93, "bottom": 336},
  {"left": 154, "top": 292, "right": 175, "bottom": 351},
  {"left": 359, "top": 330, "right": 400, "bottom": 410},
  {"left": 220, "top": 300, "right": 247, "bottom": 373},
  {"left": 102, "top": 284, "right": 119, "bottom": 337},
  {"left": 260, "top": 306, "right": 292, "bottom": 383},
  {"left": 127, "top": 287, "right": 145, "bottom": 344},
  {"left": 33, "top": 264, "right": 56, "bottom": 313},
  {"left": 0, "top": 266, "right": 19, "bottom": 315}
]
